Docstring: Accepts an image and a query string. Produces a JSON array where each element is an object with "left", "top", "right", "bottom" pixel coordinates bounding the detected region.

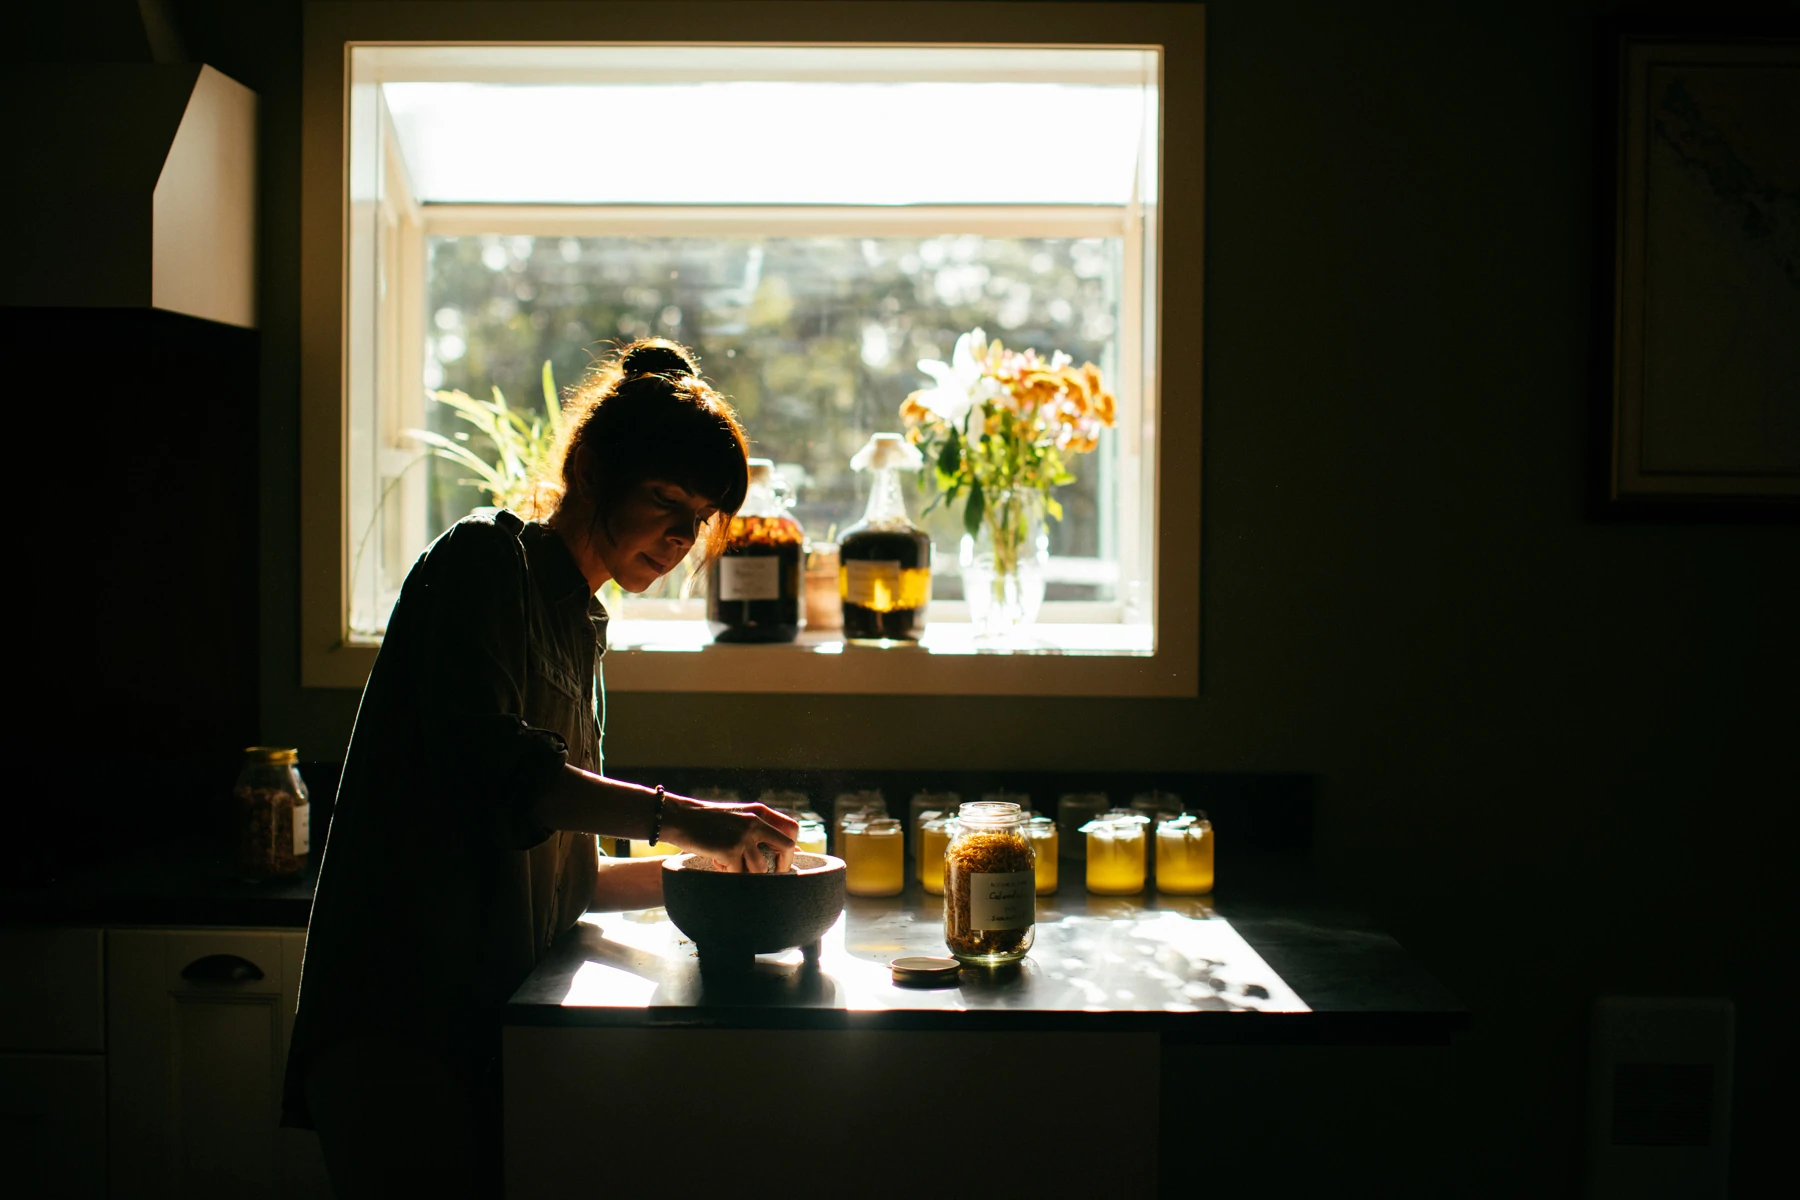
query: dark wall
[
  {"left": 6, "top": 0, "right": 273, "bottom": 863},
  {"left": 11, "top": 307, "right": 260, "bottom": 866},
  {"left": 9, "top": 2, "right": 1795, "bottom": 1195}
]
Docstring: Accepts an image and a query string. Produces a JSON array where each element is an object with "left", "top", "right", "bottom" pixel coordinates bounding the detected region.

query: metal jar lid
[
  {"left": 243, "top": 747, "right": 298, "bottom": 764},
  {"left": 890, "top": 956, "right": 961, "bottom": 986}
]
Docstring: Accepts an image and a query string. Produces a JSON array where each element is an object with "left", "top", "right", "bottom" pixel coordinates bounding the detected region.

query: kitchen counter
[
  {"left": 502, "top": 860, "right": 1465, "bottom": 1195},
  {"left": 507, "top": 858, "right": 1466, "bottom": 1044},
  {"left": 0, "top": 842, "right": 318, "bottom": 928}
]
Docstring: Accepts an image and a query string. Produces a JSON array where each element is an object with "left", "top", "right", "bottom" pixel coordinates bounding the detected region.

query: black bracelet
[{"left": 647, "top": 784, "right": 665, "bottom": 845}]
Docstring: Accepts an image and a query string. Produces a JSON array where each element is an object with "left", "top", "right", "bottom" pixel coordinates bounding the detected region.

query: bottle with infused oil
[
  {"left": 838, "top": 433, "right": 931, "bottom": 644},
  {"left": 707, "top": 459, "right": 804, "bottom": 643}
]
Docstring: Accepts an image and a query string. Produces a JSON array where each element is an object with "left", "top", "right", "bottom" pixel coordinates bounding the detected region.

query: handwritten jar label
[
  {"left": 968, "top": 869, "right": 1036, "bottom": 930},
  {"left": 718, "top": 556, "right": 781, "bottom": 601}
]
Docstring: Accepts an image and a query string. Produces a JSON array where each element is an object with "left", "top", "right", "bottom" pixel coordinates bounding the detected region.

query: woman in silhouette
[{"left": 283, "top": 338, "right": 795, "bottom": 1196}]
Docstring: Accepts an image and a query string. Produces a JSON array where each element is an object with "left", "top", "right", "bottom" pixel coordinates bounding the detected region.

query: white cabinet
[{"left": 106, "top": 930, "right": 331, "bottom": 1200}]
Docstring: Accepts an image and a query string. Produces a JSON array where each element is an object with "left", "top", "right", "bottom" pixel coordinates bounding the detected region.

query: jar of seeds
[
  {"left": 233, "top": 747, "right": 309, "bottom": 881},
  {"left": 943, "top": 801, "right": 1035, "bottom": 965}
]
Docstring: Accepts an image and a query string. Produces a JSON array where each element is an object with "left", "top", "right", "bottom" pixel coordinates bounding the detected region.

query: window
[
  {"left": 302, "top": 4, "right": 1204, "bottom": 696},
  {"left": 419, "top": 228, "right": 1128, "bottom": 621}
]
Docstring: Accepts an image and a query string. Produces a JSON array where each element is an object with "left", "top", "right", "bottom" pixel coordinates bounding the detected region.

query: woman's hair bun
[{"left": 619, "top": 338, "right": 699, "bottom": 379}]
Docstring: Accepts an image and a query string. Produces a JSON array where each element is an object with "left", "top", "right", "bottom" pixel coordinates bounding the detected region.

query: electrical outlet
[{"left": 1586, "top": 996, "right": 1733, "bottom": 1199}]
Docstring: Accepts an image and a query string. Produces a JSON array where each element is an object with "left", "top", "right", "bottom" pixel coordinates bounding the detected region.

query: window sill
[{"left": 601, "top": 620, "right": 1184, "bottom": 697}]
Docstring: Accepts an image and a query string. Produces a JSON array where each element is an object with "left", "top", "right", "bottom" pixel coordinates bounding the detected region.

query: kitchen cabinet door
[
  {"left": 106, "top": 930, "right": 330, "bottom": 1200},
  {"left": 0, "top": 1052, "right": 106, "bottom": 1199}
]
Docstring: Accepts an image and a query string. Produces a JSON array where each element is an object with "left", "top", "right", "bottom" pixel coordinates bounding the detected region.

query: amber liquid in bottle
[
  {"left": 838, "top": 449, "right": 930, "bottom": 643},
  {"left": 839, "top": 527, "right": 931, "bottom": 641},
  {"left": 707, "top": 514, "right": 804, "bottom": 643}
]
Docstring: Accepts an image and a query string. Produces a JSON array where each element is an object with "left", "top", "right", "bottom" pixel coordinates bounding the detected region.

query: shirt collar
[{"left": 521, "top": 520, "right": 600, "bottom": 615}]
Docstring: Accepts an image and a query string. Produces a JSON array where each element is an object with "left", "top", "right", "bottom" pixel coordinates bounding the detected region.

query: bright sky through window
[{"left": 383, "top": 81, "right": 1148, "bottom": 205}]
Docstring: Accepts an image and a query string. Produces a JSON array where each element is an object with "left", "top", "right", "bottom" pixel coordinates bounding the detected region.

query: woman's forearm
[
  {"left": 535, "top": 768, "right": 800, "bottom": 874},
  {"left": 532, "top": 764, "right": 662, "bottom": 840},
  {"left": 590, "top": 855, "right": 667, "bottom": 912}
]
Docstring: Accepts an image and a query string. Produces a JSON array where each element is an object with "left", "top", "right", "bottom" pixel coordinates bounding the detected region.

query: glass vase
[{"left": 959, "top": 489, "right": 1049, "bottom": 641}]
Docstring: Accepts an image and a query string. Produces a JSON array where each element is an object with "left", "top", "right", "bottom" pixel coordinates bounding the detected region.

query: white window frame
[
  {"left": 345, "top": 84, "right": 428, "bottom": 638},
  {"left": 300, "top": 1, "right": 1204, "bottom": 698}
]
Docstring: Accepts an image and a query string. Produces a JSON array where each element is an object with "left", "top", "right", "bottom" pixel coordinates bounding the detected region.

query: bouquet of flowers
[{"left": 900, "top": 328, "right": 1116, "bottom": 628}]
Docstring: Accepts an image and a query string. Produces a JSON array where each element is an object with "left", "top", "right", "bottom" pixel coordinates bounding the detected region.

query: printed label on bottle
[
  {"left": 293, "top": 801, "right": 310, "bottom": 856},
  {"left": 843, "top": 559, "right": 902, "bottom": 608},
  {"left": 719, "top": 556, "right": 781, "bottom": 601},
  {"left": 968, "top": 869, "right": 1035, "bottom": 929}
]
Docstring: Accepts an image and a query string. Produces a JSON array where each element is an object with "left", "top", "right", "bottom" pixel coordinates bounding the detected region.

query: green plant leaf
[
  {"left": 963, "top": 480, "right": 985, "bottom": 537},
  {"left": 405, "top": 428, "right": 506, "bottom": 495},
  {"left": 937, "top": 428, "right": 962, "bottom": 479},
  {"left": 488, "top": 386, "right": 528, "bottom": 484},
  {"left": 1045, "top": 495, "right": 1064, "bottom": 522},
  {"left": 541, "top": 360, "right": 563, "bottom": 442}
]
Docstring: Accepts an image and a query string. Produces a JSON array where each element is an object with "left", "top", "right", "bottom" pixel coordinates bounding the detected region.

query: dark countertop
[
  {"left": 509, "top": 860, "right": 1467, "bottom": 1044},
  {"left": 0, "top": 842, "right": 318, "bottom": 928}
]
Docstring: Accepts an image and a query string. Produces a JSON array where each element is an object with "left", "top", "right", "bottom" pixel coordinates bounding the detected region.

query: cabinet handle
[{"left": 180, "top": 954, "right": 265, "bottom": 983}]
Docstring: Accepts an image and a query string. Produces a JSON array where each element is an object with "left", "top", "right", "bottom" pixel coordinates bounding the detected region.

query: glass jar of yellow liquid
[
  {"left": 833, "top": 791, "right": 886, "bottom": 855},
  {"left": 843, "top": 816, "right": 905, "bottom": 896},
  {"left": 919, "top": 815, "right": 953, "bottom": 895},
  {"left": 796, "top": 814, "right": 829, "bottom": 855},
  {"left": 1130, "top": 792, "right": 1181, "bottom": 885},
  {"left": 628, "top": 837, "right": 683, "bottom": 857},
  {"left": 1154, "top": 812, "right": 1214, "bottom": 894},
  {"left": 913, "top": 809, "right": 942, "bottom": 882},
  {"left": 1081, "top": 813, "right": 1149, "bottom": 894},
  {"left": 909, "top": 791, "right": 958, "bottom": 861},
  {"left": 1025, "top": 816, "right": 1059, "bottom": 894}
]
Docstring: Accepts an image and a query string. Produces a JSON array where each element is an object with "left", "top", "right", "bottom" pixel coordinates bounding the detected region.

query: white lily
[{"left": 913, "top": 328, "right": 997, "bottom": 429}]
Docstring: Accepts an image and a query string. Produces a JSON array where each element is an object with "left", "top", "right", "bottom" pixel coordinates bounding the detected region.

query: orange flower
[
  {"left": 1080, "top": 363, "right": 1116, "bottom": 426},
  {"left": 900, "top": 391, "right": 936, "bottom": 428}
]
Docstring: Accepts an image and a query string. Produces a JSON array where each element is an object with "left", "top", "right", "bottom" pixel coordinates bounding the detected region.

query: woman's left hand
[{"left": 659, "top": 795, "right": 799, "bottom": 873}]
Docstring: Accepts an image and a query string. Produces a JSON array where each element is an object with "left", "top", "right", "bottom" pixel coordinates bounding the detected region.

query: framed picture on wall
[{"left": 1605, "top": 32, "right": 1799, "bottom": 512}]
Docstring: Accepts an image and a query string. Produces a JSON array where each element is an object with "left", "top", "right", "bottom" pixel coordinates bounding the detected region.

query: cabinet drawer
[{"left": 0, "top": 928, "right": 104, "bottom": 1052}]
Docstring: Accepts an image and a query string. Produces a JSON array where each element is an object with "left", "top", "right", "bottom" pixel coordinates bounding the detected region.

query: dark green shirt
[{"left": 282, "top": 512, "right": 607, "bottom": 1127}]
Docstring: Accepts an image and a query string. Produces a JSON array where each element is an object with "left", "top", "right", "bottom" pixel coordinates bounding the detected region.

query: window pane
[{"left": 424, "top": 234, "right": 1122, "bottom": 601}]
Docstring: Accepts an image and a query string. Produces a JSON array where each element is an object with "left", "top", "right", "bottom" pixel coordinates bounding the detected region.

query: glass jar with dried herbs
[
  {"left": 706, "top": 459, "right": 804, "bottom": 643},
  {"left": 233, "top": 747, "right": 310, "bottom": 881},
  {"left": 943, "top": 801, "right": 1035, "bottom": 965}
]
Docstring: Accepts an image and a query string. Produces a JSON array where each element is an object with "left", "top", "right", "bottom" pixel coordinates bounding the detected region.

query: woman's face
[{"left": 594, "top": 478, "right": 720, "bottom": 592}]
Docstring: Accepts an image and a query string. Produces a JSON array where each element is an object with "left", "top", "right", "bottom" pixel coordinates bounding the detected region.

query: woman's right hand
[{"left": 659, "top": 794, "right": 799, "bottom": 873}]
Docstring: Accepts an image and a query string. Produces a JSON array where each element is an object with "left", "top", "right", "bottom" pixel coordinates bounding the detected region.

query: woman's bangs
[{"left": 636, "top": 412, "right": 747, "bottom": 516}]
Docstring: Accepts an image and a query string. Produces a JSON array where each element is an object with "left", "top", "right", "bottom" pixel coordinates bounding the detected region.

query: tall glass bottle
[
  {"left": 838, "top": 433, "right": 931, "bottom": 643},
  {"left": 707, "top": 459, "right": 804, "bottom": 643}
]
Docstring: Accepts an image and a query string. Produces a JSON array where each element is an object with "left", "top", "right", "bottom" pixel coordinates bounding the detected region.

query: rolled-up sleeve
[{"left": 414, "top": 520, "right": 566, "bottom": 850}]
